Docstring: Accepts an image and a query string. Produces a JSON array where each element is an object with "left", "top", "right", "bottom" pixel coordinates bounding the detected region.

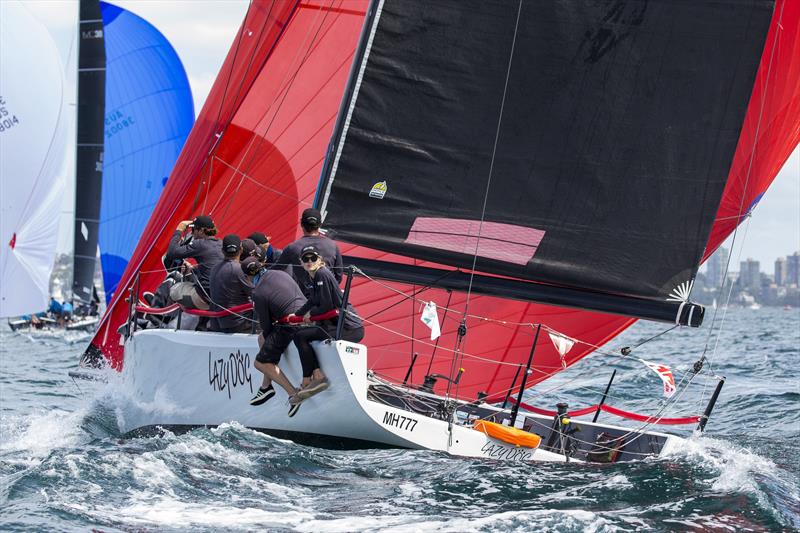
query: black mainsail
[
  {"left": 72, "top": 0, "right": 106, "bottom": 305},
  {"left": 318, "top": 0, "right": 774, "bottom": 325}
]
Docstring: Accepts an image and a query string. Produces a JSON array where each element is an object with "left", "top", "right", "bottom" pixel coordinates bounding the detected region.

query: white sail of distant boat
[{"left": 0, "top": 1, "right": 69, "bottom": 318}]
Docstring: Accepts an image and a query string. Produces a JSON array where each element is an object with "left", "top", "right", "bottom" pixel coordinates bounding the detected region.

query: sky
[{"left": 21, "top": 0, "right": 800, "bottom": 269}]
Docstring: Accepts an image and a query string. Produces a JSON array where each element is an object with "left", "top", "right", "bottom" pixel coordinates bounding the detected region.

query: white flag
[
  {"left": 548, "top": 331, "right": 575, "bottom": 369},
  {"left": 420, "top": 301, "right": 441, "bottom": 340},
  {"left": 640, "top": 359, "right": 676, "bottom": 398}
]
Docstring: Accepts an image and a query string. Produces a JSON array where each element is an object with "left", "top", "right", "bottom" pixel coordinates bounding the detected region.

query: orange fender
[{"left": 473, "top": 420, "right": 542, "bottom": 449}]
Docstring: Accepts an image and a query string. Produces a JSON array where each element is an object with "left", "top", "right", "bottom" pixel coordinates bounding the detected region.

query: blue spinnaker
[{"left": 99, "top": 2, "right": 194, "bottom": 303}]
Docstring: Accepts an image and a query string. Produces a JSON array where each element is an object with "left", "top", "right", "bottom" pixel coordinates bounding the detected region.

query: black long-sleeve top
[
  {"left": 276, "top": 235, "right": 343, "bottom": 295},
  {"left": 209, "top": 259, "right": 254, "bottom": 330},
  {"left": 295, "top": 266, "right": 362, "bottom": 330},
  {"left": 165, "top": 232, "right": 224, "bottom": 293},
  {"left": 252, "top": 269, "right": 306, "bottom": 338}
]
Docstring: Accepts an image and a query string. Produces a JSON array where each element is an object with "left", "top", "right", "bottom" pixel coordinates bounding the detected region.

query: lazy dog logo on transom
[{"left": 208, "top": 351, "right": 253, "bottom": 399}]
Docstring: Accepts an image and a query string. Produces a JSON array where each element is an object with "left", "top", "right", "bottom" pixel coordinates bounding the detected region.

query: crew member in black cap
[
  {"left": 241, "top": 255, "right": 266, "bottom": 286},
  {"left": 287, "top": 244, "right": 364, "bottom": 400},
  {"left": 165, "top": 215, "right": 223, "bottom": 310},
  {"left": 209, "top": 234, "right": 254, "bottom": 333},
  {"left": 276, "top": 208, "right": 343, "bottom": 295},
  {"left": 247, "top": 232, "right": 279, "bottom": 265},
  {"left": 240, "top": 238, "right": 261, "bottom": 262}
]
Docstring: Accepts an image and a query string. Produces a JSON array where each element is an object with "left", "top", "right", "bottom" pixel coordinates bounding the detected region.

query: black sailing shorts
[{"left": 256, "top": 327, "right": 296, "bottom": 364}]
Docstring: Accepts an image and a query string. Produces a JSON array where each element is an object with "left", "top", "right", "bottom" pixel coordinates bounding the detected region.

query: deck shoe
[
  {"left": 288, "top": 399, "right": 302, "bottom": 418},
  {"left": 298, "top": 378, "right": 329, "bottom": 400},
  {"left": 250, "top": 385, "right": 275, "bottom": 406}
]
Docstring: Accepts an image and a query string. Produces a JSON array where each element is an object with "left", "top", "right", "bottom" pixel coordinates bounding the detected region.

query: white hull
[{"left": 119, "top": 329, "right": 681, "bottom": 463}]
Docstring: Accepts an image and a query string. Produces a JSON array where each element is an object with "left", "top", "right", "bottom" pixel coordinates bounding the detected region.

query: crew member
[
  {"left": 247, "top": 232, "right": 278, "bottom": 265},
  {"left": 165, "top": 215, "right": 223, "bottom": 310},
  {"left": 240, "top": 238, "right": 260, "bottom": 262},
  {"left": 209, "top": 234, "right": 254, "bottom": 333},
  {"left": 276, "top": 208, "right": 343, "bottom": 295},
  {"left": 288, "top": 245, "right": 364, "bottom": 400},
  {"left": 241, "top": 255, "right": 266, "bottom": 287},
  {"left": 250, "top": 268, "right": 308, "bottom": 417}
]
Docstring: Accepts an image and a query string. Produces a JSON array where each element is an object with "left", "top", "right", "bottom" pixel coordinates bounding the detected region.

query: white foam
[
  {"left": 537, "top": 474, "right": 632, "bottom": 504},
  {"left": 67, "top": 496, "right": 316, "bottom": 529},
  {"left": 294, "top": 509, "right": 613, "bottom": 533},
  {"left": 661, "top": 433, "right": 800, "bottom": 526},
  {"left": 0, "top": 407, "right": 86, "bottom": 460},
  {"left": 475, "top": 477, "right": 501, "bottom": 496},
  {"left": 663, "top": 434, "right": 778, "bottom": 493}
]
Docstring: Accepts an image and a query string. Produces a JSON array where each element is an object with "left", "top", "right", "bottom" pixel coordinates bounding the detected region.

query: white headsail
[{"left": 0, "top": 1, "right": 69, "bottom": 317}]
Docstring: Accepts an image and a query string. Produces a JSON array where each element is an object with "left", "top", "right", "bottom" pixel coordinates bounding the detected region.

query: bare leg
[
  {"left": 255, "top": 361, "right": 297, "bottom": 397},
  {"left": 253, "top": 360, "right": 273, "bottom": 389},
  {"left": 253, "top": 335, "right": 271, "bottom": 389}
]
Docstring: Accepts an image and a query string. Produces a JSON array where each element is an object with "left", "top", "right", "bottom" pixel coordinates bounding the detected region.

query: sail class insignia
[{"left": 369, "top": 180, "right": 387, "bottom": 199}]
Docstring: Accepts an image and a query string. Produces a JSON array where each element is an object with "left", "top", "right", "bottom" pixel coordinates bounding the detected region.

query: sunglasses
[{"left": 301, "top": 255, "right": 319, "bottom": 263}]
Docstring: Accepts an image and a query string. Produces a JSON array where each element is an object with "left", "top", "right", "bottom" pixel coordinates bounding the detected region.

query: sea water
[{"left": 1, "top": 308, "right": 798, "bottom": 532}]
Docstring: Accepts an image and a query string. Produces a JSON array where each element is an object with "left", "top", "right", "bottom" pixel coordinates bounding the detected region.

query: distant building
[
  {"left": 706, "top": 246, "right": 729, "bottom": 287},
  {"left": 775, "top": 257, "right": 787, "bottom": 286},
  {"left": 739, "top": 258, "right": 761, "bottom": 292},
  {"left": 787, "top": 252, "right": 800, "bottom": 287}
]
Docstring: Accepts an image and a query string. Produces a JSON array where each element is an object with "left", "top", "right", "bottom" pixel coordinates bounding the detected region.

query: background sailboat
[
  {"left": 71, "top": 0, "right": 106, "bottom": 310},
  {"left": 4, "top": 0, "right": 194, "bottom": 326},
  {"left": 97, "top": 1, "right": 195, "bottom": 303},
  {"left": 0, "top": 0, "right": 70, "bottom": 318}
]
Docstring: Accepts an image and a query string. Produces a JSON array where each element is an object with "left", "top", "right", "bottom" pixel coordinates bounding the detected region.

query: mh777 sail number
[{"left": 382, "top": 411, "right": 418, "bottom": 432}]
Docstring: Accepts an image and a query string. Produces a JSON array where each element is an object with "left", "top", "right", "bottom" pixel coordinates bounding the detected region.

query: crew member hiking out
[
  {"left": 287, "top": 245, "right": 364, "bottom": 400},
  {"left": 165, "top": 215, "right": 223, "bottom": 310},
  {"left": 250, "top": 268, "right": 308, "bottom": 417},
  {"left": 276, "top": 208, "right": 343, "bottom": 295},
  {"left": 209, "top": 234, "right": 254, "bottom": 333}
]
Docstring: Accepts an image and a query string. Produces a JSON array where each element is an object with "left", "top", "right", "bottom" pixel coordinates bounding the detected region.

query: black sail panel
[
  {"left": 73, "top": 0, "right": 106, "bottom": 303},
  {"left": 318, "top": 0, "right": 773, "bottom": 301}
]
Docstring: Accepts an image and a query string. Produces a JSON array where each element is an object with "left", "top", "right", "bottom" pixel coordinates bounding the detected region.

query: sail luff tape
[{"left": 319, "top": 0, "right": 386, "bottom": 217}]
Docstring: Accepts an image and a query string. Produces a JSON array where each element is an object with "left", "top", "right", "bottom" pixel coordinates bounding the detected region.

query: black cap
[
  {"left": 301, "top": 208, "right": 321, "bottom": 227},
  {"left": 300, "top": 244, "right": 320, "bottom": 260},
  {"left": 192, "top": 215, "right": 214, "bottom": 229},
  {"left": 247, "top": 232, "right": 269, "bottom": 246},
  {"left": 240, "top": 238, "right": 257, "bottom": 257},
  {"left": 252, "top": 246, "right": 266, "bottom": 261},
  {"left": 222, "top": 234, "right": 241, "bottom": 254},
  {"left": 241, "top": 256, "right": 262, "bottom": 276}
]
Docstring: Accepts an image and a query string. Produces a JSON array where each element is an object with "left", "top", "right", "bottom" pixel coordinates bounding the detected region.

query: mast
[{"left": 72, "top": 0, "right": 106, "bottom": 305}]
